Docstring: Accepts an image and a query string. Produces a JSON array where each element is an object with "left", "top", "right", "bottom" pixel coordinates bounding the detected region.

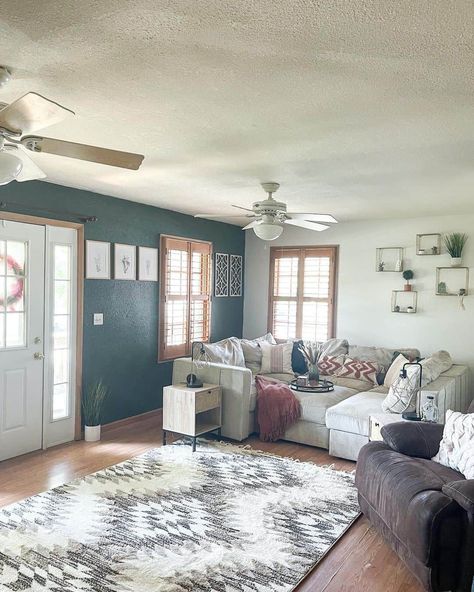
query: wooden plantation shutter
[
  {"left": 159, "top": 236, "right": 212, "bottom": 360},
  {"left": 268, "top": 246, "right": 337, "bottom": 342}
]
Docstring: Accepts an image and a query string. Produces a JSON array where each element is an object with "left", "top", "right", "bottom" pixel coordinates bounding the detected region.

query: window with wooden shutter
[
  {"left": 159, "top": 236, "right": 212, "bottom": 360},
  {"left": 268, "top": 246, "right": 337, "bottom": 342}
]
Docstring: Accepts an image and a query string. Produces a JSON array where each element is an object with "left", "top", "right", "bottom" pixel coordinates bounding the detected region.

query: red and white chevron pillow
[
  {"left": 335, "top": 357, "right": 380, "bottom": 384},
  {"left": 318, "top": 355, "right": 344, "bottom": 376}
]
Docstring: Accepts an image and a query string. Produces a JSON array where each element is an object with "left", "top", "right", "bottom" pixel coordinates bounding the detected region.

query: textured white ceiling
[{"left": 0, "top": 0, "right": 473, "bottom": 224}]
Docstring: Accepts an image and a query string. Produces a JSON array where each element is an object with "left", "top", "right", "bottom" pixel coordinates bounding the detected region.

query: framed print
[
  {"left": 86, "top": 240, "right": 111, "bottom": 279},
  {"left": 230, "top": 254, "right": 242, "bottom": 297},
  {"left": 214, "top": 253, "right": 229, "bottom": 297},
  {"left": 114, "top": 243, "right": 136, "bottom": 280},
  {"left": 138, "top": 246, "right": 158, "bottom": 281}
]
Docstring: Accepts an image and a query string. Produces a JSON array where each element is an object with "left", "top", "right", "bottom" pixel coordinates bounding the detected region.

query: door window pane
[
  {"left": 52, "top": 245, "right": 72, "bottom": 420},
  {"left": 6, "top": 313, "right": 25, "bottom": 347},
  {"left": 0, "top": 240, "right": 27, "bottom": 349}
]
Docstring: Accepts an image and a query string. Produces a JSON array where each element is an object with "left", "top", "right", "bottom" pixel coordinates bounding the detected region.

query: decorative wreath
[{"left": 0, "top": 255, "right": 24, "bottom": 309}]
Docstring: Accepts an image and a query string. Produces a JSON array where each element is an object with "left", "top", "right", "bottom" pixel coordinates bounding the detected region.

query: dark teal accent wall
[{"left": 0, "top": 181, "right": 245, "bottom": 423}]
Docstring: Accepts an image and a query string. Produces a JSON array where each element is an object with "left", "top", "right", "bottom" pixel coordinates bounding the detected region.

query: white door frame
[{"left": 0, "top": 211, "right": 84, "bottom": 442}]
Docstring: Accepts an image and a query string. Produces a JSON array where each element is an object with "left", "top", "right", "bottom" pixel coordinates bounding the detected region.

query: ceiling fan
[
  {"left": 195, "top": 182, "right": 338, "bottom": 240},
  {"left": 0, "top": 66, "right": 144, "bottom": 186}
]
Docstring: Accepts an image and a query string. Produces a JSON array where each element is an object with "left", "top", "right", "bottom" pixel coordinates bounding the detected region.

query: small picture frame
[
  {"left": 138, "top": 246, "right": 158, "bottom": 281},
  {"left": 114, "top": 243, "right": 136, "bottom": 280},
  {"left": 86, "top": 240, "right": 111, "bottom": 279}
]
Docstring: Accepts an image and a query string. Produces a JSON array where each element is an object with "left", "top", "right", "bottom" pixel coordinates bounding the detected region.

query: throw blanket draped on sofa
[{"left": 255, "top": 376, "right": 301, "bottom": 441}]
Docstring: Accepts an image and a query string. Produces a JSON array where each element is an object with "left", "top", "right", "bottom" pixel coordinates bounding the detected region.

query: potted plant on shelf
[
  {"left": 82, "top": 380, "right": 109, "bottom": 442},
  {"left": 444, "top": 233, "right": 467, "bottom": 267},
  {"left": 298, "top": 342, "right": 322, "bottom": 384},
  {"left": 402, "top": 269, "right": 414, "bottom": 291}
]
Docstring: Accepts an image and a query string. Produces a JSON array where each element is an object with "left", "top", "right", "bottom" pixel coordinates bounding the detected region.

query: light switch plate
[{"left": 93, "top": 313, "right": 104, "bottom": 326}]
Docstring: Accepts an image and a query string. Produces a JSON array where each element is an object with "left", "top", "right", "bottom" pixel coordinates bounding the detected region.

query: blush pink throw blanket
[{"left": 255, "top": 376, "right": 301, "bottom": 442}]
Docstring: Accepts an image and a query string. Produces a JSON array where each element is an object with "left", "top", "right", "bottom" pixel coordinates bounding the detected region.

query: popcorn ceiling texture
[{"left": 0, "top": 1, "right": 472, "bottom": 222}]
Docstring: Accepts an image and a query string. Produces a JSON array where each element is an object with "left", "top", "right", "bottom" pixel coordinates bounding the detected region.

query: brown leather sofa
[{"left": 355, "top": 411, "right": 474, "bottom": 592}]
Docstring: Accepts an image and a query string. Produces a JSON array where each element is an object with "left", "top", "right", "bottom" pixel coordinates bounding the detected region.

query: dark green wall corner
[{"left": 0, "top": 181, "right": 245, "bottom": 424}]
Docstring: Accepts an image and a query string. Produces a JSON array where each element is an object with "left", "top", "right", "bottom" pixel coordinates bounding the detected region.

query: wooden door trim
[{"left": 0, "top": 211, "right": 84, "bottom": 440}]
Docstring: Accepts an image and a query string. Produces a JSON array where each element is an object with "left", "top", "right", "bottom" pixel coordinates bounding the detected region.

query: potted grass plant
[
  {"left": 444, "top": 233, "right": 467, "bottom": 267},
  {"left": 298, "top": 341, "right": 323, "bottom": 383},
  {"left": 402, "top": 269, "right": 414, "bottom": 291},
  {"left": 82, "top": 380, "right": 109, "bottom": 442}
]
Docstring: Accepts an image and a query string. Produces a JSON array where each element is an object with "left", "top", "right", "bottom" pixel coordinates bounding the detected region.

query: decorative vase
[
  {"left": 307, "top": 363, "right": 320, "bottom": 383},
  {"left": 451, "top": 257, "right": 462, "bottom": 267},
  {"left": 404, "top": 283, "right": 412, "bottom": 292},
  {"left": 85, "top": 425, "right": 101, "bottom": 442}
]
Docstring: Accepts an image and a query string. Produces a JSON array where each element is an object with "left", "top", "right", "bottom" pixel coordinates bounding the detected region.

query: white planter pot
[
  {"left": 85, "top": 425, "right": 101, "bottom": 442},
  {"left": 451, "top": 257, "right": 462, "bottom": 267}
]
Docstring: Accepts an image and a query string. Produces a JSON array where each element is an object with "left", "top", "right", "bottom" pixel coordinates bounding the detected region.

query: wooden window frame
[
  {"left": 267, "top": 245, "right": 338, "bottom": 341},
  {"left": 159, "top": 234, "right": 212, "bottom": 361}
]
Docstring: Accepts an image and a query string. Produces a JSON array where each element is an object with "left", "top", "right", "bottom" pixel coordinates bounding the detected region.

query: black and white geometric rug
[{"left": 0, "top": 442, "right": 359, "bottom": 591}]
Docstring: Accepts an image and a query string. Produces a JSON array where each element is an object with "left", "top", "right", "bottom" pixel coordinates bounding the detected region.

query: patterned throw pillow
[
  {"left": 318, "top": 355, "right": 345, "bottom": 376},
  {"left": 432, "top": 410, "right": 474, "bottom": 479},
  {"left": 335, "top": 357, "right": 380, "bottom": 384},
  {"left": 260, "top": 341, "right": 294, "bottom": 375}
]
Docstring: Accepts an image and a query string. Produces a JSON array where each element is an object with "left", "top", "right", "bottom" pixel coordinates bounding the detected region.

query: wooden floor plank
[{"left": 0, "top": 415, "right": 423, "bottom": 592}]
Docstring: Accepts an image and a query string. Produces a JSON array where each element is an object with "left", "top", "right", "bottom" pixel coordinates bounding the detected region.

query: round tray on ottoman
[{"left": 290, "top": 379, "right": 335, "bottom": 393}]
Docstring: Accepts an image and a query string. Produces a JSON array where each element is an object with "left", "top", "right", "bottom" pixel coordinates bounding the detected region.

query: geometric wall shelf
[
  {"left": 391, "top": 290, "right": 418, "bottom": 313},
  {"left": 214, "top": 253, "right": 229, "bottom": 297},
  {"left": 229, "top": 254, "right": 243, "bottom": 297},
  {"left": 436, "top": 267, "right": 469, "bottom": 296},
  {"left": 416, "top": 233, "right": 441, "bottom": 255},
  {"left": 376, "top": 247, "right": 404, "bottom": 272}
]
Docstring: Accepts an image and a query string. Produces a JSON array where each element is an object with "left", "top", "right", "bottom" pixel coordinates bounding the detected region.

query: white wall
[{"left": 243, "top": 213, "right": 474, "bottom": 371}]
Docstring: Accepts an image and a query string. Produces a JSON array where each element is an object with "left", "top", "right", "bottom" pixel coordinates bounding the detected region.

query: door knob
[{"left": 34, "top": 352, "right": 45, "bottom": 360}]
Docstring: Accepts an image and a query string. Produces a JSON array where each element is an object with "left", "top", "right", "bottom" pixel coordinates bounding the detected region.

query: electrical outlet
[{"left": 93, "top": 313, "right": 104, "bottom": 326}]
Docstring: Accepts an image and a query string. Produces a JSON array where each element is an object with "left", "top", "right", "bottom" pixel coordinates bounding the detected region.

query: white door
[{"left": 0, "top": 220, "right": 45, "bottom": 461}]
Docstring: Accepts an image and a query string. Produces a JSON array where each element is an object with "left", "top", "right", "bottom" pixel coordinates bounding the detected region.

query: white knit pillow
[
  {"left": 259, "top": 341, "right": 294, "bottom": 375},
  {"left": 432, "top": 410, "right": 474, "bottom": 479}
]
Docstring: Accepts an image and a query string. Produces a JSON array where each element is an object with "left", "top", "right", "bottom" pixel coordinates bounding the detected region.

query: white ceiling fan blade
[
  {"left": 286, "top": 213, "right": 338, "bottom": 224},
  {"left": 16, "top": 149, "right": 47, "bottom": 182},
  {"left": 0, "top": 93, "right": 74, "bottom": 135},
  {"left": 285, "top": 219, "right": 329, "bottom": 232},
  {"left": 22, "top": 136, "right": 144, "bottom": 170},
  {"left": 195, "top": 213, "right": 256, "bottom": 219},
  {"left": 242, "top": 220, "right": 260, "bottom": 230},
  {"left": 232, "top": 204, "right": 254, "bottom": 212}
]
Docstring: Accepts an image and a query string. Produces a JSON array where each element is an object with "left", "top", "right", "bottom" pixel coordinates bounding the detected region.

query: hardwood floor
[{"left": 0, "top": 412, "right": 423, "bottom": 592}]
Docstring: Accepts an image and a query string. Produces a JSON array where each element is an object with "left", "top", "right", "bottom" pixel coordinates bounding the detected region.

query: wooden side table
[
  {"left": 162, "top": 383, "right": 222, "bottom": 452},
  {"left": 369, "top": 413, "right": 408, "bottom": 442}
]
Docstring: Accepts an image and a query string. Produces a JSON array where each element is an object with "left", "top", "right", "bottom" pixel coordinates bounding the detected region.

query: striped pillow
[{"left": 260, "top": 342, "right": 294, "bottom": 375}]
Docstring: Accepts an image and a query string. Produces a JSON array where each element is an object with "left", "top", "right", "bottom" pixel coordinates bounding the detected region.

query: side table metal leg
[
  {"left": 217, "top": 428, "right": 222, "bottom": 438},
  {"left": 192, "top": 437, "right": 196, "bottom": 453},
  {"left": 162, "top": 430, "right": 167, "bottom": 446}
]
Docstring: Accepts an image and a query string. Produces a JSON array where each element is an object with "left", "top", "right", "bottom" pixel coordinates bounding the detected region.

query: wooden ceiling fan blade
[
  {"left": 0, "top": 93, "right": 74, "bottom": 135},
  {"left": 286, "top": 213, "right": 338, "bottom": 224},
  {"left": 22, "top": 136, "right": 144, "bottom": 170},
  {"left": 285, "top": 219, "right": 329, "bottom": 232}
]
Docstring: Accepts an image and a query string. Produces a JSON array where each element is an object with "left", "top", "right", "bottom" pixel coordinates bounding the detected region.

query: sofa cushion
[
  {"left": 294, "top": 386, "right": 357, "bottom": 425},
  {"left": 201, "top": 337, "right": 246, "bottom": 367},
  {"left": 421, "top": 350, "right": 453, "bottom": 386},
  {"left": 330, "top": 376, "right": 375, "bottom": 391},
  {"left": 240, "top": 333, "right": 276, "bottom": 373},
  {"left": 349, "top": 345, "right": 421, "bottom": 371},
  {"left": 326, "top": 391, "right": 387, "bottom": 436},
  {"left": 260, "top": 341, "right": 294, "bottom": 374},
  {"left": 356, "top": 442, "right": 464, "bottom": 566}
]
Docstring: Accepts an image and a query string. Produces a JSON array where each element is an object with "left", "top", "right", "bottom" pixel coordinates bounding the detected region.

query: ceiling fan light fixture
[
  {"left": 253, "top": 222, "right": 283, "bottom": 241},
  {"left": 0, "top": 152, "right": 23, "bottom": 185}
]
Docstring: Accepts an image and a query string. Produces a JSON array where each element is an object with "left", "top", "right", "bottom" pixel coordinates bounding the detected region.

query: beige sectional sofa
[{"left": 172, "top": 338, "right": 471, "bottom": 461}]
